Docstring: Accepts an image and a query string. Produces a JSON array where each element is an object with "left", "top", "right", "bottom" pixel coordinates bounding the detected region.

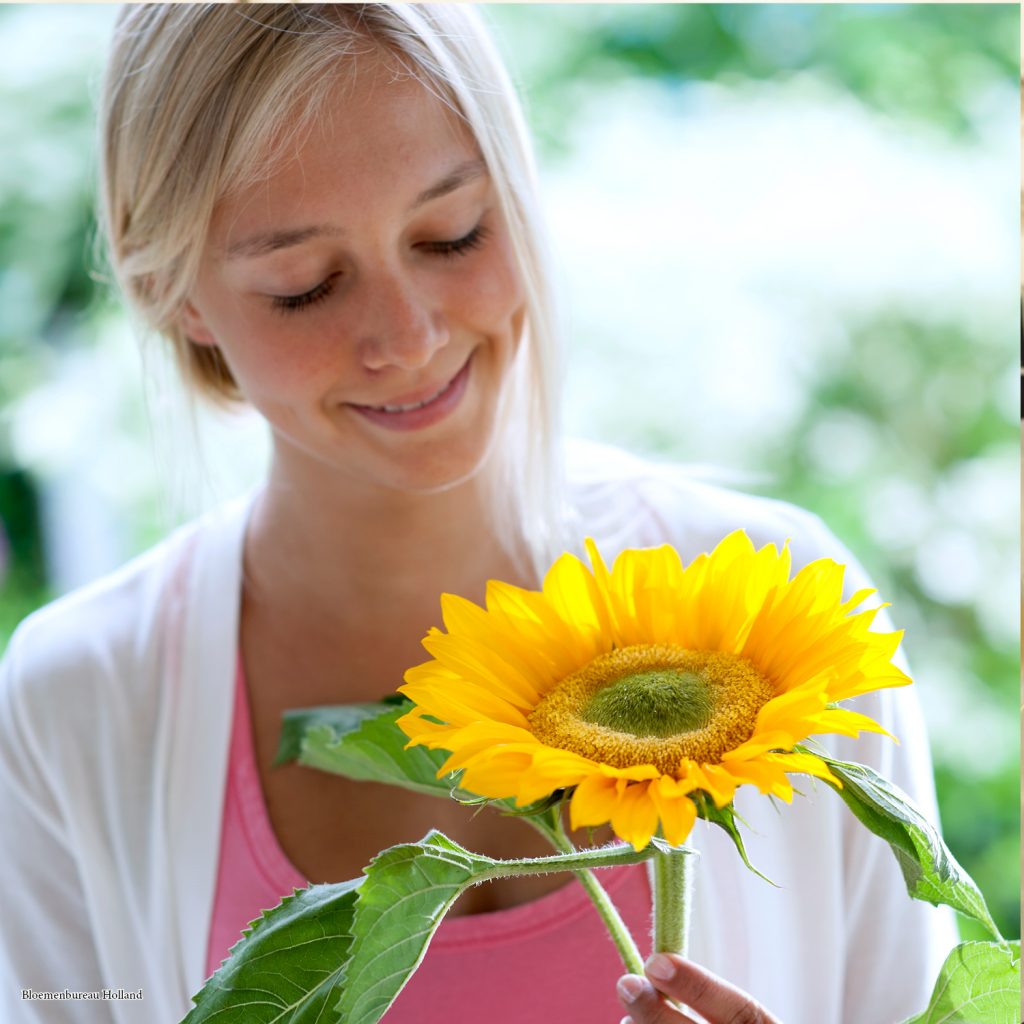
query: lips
[
  {"left": 347, "top": 356, "right": 472, "bottom": 432},
  {"left": 364, "top": 377, "right": 457, "bottom": 413}
]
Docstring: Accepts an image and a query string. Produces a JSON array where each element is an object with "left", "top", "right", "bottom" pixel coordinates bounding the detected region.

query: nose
[{"left": 355, "top": 267, "right": 449, "bottom": 372}]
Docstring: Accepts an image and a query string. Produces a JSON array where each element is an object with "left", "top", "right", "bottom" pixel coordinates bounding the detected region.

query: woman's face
[{"left": 182, "top": 61, "right": 525, "bottom": 498}]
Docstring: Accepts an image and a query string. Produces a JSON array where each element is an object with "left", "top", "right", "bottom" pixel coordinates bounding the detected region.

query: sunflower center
[
  {"left": 581, "top": 671, "right": 713, "bottom": 737},
  {"left": 528, "top": 644, "right": 776, "bottom": 775}
]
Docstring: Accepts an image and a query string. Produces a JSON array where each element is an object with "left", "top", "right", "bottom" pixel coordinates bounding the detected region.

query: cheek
[
  {"left": 203, "top": 304, "right": 342, "bottom": 402},
  {"left": 455, "top": 240, "right": 525, "bottom": 334}
]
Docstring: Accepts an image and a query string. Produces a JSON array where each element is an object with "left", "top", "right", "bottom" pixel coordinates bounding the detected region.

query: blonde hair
[{"left": 99, "top": 3, "right": 564, "bottom": 577}]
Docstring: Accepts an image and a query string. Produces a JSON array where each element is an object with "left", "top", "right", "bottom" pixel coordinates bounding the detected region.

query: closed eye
[
  {"left": 421, "top": 224, "right": 490, "bottom": 258},
  {"left": 270, "top": 224, "right": 489, "bottom": 315},
  {"left": 271, "top": 277, "right": 336, "bottom": 314}
]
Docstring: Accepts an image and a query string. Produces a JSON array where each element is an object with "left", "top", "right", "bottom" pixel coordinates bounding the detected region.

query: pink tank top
[{"left": 206, "top": 660, "right": 653, "bottom": 1021}]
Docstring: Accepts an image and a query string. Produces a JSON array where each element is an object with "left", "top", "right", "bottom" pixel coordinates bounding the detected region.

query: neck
[{"left": 243, "top": 445, "right": 534, "bottom": 632}]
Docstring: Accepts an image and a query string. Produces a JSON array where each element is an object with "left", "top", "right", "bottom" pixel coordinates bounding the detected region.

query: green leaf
[
  {"left": 693, "top": 794, "right": 776, "bottom": 886},
  {"left": 182, "top": 879, "right": 362, "bottom": 1023},
  {"left": 274, "top": 700, "right": 403, "bottom": 766},
  {"left": 283, "top": 700, "right": 457, "bottom": 798},
  {"left": 810, "top": 751, "right": 1002, "bottom": 940},
  {"left": 335, "top": 830, "right": 655, "bottom": 1024},
  {"left": 279, "top": 701, "right": 561, "bottom": 822},
  {"left": 902, "top": 941, "right": 1021, "bottom": 1024}
]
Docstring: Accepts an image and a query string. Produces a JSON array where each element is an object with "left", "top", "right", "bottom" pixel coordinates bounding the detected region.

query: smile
[
  {"left": 348, "top": 355, "right": 472, "bottom": 432},
  {"left": 368, "top": 377, "right": 456, "bottom": 413}
]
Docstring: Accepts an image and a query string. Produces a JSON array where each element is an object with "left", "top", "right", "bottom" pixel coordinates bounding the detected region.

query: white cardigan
[{"left": 0, "top": 446, "right": 957, "bottom": 1024}]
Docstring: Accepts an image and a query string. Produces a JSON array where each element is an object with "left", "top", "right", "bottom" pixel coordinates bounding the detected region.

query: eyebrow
[
  {"left": 411, "top": 158, "right": 487, "bottom": 209},
  {"left": 222, "top": 158, "right": 489, "bottom": 261}
]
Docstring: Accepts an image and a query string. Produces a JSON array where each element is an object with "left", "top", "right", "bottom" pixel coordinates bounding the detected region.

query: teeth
[{"left": 372, "top": 379, "right": 451, "bottom": 413}]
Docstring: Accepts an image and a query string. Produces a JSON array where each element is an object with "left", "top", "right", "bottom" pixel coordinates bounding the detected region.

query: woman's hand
[{"left": 616, "top": 953, "right": 783, "bottom": 1024}]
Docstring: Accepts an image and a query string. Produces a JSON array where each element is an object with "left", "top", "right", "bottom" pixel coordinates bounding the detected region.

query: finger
[
  {"left": 616, "top": 973, "right": 699, "bottom": 1024},
  {"left": 643, "top": 954, "right": 782, "bottom": 1024}
]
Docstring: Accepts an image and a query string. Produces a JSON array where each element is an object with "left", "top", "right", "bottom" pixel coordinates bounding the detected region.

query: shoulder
[
  {"left": 565, "top": 439, "right": 851, "bottom": 574},
  {"left": 0, "top": 496, "right": 249, "bottom": 756},
  {"left": 4, "top": 520, "right": 193, "bottom": 698},
  {"left": 0, "top": 530, "right": 189, "bottom": 833}
]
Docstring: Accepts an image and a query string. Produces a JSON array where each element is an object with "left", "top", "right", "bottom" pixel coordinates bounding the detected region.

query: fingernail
[
  {"left": 617, "top": 974, "right": 645, "bottom": 1004},
  {"left": 645, "top": 953, "right": 675, "bottom": 981}
]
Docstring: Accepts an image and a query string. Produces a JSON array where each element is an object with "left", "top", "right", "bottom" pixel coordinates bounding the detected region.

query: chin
[{"left": 384, "top": 436, "right": 498, "bottom": 496}]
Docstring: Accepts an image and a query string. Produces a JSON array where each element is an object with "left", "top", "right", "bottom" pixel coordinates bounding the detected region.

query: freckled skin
[{"left": 181, "top": 58, "right": 525, "bottom": 500}]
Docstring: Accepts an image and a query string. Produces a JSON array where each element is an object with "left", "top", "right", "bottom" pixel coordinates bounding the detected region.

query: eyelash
[
  {"left": 271, "top": 224, "right": 491, "bottom": 315},
  {"left": 423, "top": 224, "right": 489, "bottom": 260}
]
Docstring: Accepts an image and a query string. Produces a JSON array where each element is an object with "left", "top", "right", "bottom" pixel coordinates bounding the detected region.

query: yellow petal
[
  {"left": 683, "top": 760, "right": 739, "bottom": 808},
  {"left": 720, "top": 758, "right": 795, "bottom": 801},
  {"left": 610, "top": 781, "right": 660, "bottom": 851},
  {"left": 754, "top": 678, "right": 831, "bottom": 732},
  {"left": 484, "top": 580, "right": 598, "bottom": 683},
  {"left": 597, "top": 761, "right": 663, "bottom": 782},
  {"left": 434, "top": 723, "right": 540, "bottom": 772},
  {"left": 797, "top": 706, "right": 897, "bottom": 743},
  {"left": 398, "top": 676, "right": 531, "bottom": 730},
  {"left": 840, "top": 587, "right": 878, "bottom": 615},
  {"left": 398, "top": 532, "right": 912, "bottom": 830},
  {"left": 460, "top": 751, "right": 534, "bottom": 798},
  {"left": 761, "top": 750, "right": 841, "bottom": 785},
  {"left": 720, "top": 729, "right": 798, "bottom": 761},
  {"left": 648, "top": 776, "right": 698, "bottom": 846},
  {"left": 570, "top": 774, "right": 622, "bottom": 829},
  {"left": 422, "top": 629, "right": 541, "bottom": 709},
  {"left": 514, "top": 756, "right": 590, "bottom": 805},
  {"left": 542, "top": 552, "right": 613, "bottom": 662},
  {"left": 395, "top": 709, "right": 454, "bottom": 744},
  {"left": 436, "top": 592, "right": 548, "bottom": 696}
]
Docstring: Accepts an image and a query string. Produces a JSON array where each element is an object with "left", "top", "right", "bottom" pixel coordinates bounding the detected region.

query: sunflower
[{"left": 396, "top": 531, "right": 909, "bottom": 851}]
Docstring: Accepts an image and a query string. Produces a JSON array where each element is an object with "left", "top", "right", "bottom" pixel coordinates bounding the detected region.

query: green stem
[
  {"left": 653, "top": 845, "right": 696, "bottom": 957},
  {"left": 517, "top": 807, "right": 646, "bottom": 975},
  {"left": 475, "top": 840, "right": 652, "bottom": 879}
]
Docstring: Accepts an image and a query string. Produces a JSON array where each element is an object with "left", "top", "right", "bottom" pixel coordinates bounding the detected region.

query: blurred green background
[{"left": 0, "top": 4, "right": 1018, "bottom": 941}]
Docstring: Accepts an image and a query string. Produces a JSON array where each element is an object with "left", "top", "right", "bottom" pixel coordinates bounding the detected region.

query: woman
[{"left": 0, "top": 6, "right": 955, "bottom": 1023}]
